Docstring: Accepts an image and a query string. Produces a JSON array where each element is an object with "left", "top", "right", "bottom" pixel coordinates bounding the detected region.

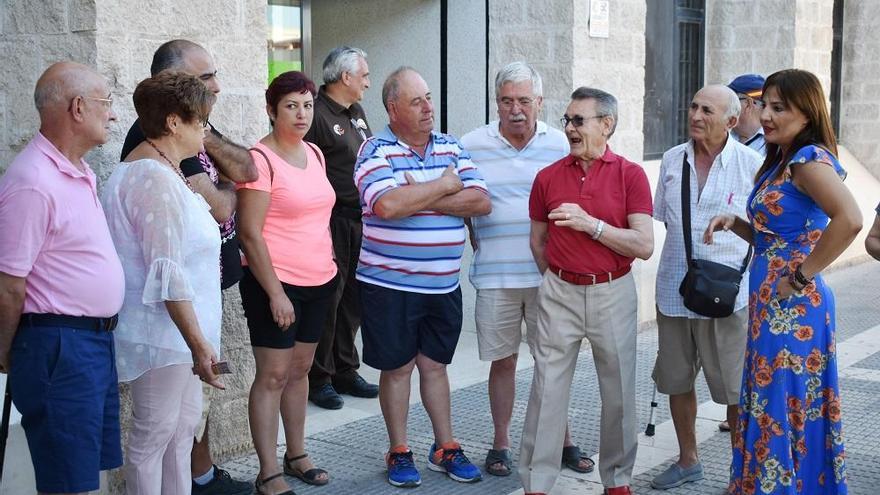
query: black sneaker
[
  {"left": 334, "top": 373, "right": 379, "bottom": 398},
  {"left": 192, "top": 465, "right": 252, "bottom": 495},
  {"left": 309, "top": 383, "right": 344, "bottom": 409}
]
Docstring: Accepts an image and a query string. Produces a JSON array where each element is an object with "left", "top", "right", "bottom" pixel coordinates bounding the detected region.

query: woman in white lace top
[{"left": 101, "top": 72, "right": 223, "bottom": 494}]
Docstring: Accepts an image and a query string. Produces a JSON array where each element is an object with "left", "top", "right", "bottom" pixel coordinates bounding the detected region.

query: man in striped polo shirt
[
  {"left": 353, "top": 67, "right": 491, "bottom": 488},
  {"left": 461, "top": 62, "right": 594, "bottom": 477}
]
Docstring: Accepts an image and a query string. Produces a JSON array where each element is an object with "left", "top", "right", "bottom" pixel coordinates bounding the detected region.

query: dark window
[{"left": 643, "top": 0, "right": 705, "bottom": 160}]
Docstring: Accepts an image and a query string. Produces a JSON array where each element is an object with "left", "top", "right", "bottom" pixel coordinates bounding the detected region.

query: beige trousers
[
  {"left": 519, "top": 271, "right": 639, "bottom": 492},
  {"left": 125, "top": 364, "right": 202, "bottom": 495}
]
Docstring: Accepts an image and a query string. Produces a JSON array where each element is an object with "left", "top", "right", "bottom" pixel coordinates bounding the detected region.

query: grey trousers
[{"left": 519, "top": 270, "right": 639, "bottom": 492}]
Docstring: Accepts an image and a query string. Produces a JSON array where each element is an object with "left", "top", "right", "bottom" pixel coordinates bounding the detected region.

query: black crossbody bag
[{"left": 678, "top": 153, "right": 751, "bottom": 318}]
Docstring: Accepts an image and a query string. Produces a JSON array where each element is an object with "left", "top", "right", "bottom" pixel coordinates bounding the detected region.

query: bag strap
[
  {"left": 680, "top": 152, "right": 752, "bottom": 274},
  {"left": 249, "top": 146, "right": 274, "bottom": 186},
  {"left": 304, "top": 141, "right": 326, "bottom": 170}
]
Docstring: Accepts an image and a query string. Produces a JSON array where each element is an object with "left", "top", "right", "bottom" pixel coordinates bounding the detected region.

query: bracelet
[
  {"left": 591, "top": 220, "right": 605, "bottom": 240},
  {"left": 794, "top": 264, "right": 813, "bottom": 287},
  {"left": 788, "top": 271, "right": 806, "bottom": 292}
]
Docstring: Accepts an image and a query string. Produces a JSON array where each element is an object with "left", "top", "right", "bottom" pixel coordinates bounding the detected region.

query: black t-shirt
[
  {"left": 121, "top": 120, "right": 244, "bottom": 289},
  {"left": 304, "top": 86, "right": 372, "bottom": 210}
]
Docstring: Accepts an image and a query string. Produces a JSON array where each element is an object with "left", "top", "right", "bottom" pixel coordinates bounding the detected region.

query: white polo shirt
[
  {"left": 654, "top": 137, "right": 762, "bottom": 318},
  {"left": 461, "top": 120, "right": 569, "bottom": 289}
]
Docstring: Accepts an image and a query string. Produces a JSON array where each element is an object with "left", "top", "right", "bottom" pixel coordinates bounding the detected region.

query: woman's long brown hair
[{"left": 754, "top": 69, "right": 838, "bottom": 184}]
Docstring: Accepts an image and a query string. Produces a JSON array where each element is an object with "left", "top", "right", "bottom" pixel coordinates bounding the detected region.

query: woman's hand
[
  {"left": 703, "top": 214, "right": 736, "bottom": 245},
  {"left": 191, "top": 340, "right": 224, "bottom": 390},
  {"left": 270, "top": 293, "right": 295, "bottom": 330},
  {"left": 774, "top": 276, "right": 797, "bottom": 300}
]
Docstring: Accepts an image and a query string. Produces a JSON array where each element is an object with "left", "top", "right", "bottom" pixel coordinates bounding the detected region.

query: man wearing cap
[{"left": 727, "top": 73, "right": 766, "bottom": 156}]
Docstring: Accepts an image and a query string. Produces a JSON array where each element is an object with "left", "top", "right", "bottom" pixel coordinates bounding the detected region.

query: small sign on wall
[{"left": 589, "top": 0, "right": 610, "bottom": 38}]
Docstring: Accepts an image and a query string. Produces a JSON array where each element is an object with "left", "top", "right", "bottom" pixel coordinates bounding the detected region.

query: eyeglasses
[
  {"left": 560, "top": 114, "right": 606, "bottom": 128},
  {"left": 81, "top": 95, "right": 114, "bottom": 108},
  {"left": 737, "top": 96, "right": 765, "bottom": 109}
]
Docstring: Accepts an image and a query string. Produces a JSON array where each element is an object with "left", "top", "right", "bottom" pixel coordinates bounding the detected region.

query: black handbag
[{"left": 677, "top": 153, "right": 751, "bottom": 318}]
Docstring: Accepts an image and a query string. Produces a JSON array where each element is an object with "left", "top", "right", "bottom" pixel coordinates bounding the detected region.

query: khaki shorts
[
  {"left": 474, "top": 287, "right": 538, "bottom": 361},
  {"left": 652, "top": 306, "right": 748, "bottom": 405}
]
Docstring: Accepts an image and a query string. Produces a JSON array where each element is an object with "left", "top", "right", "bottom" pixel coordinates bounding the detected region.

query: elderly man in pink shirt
[{"left": 0, "top": 62, "right": 125, "bottom": 495}]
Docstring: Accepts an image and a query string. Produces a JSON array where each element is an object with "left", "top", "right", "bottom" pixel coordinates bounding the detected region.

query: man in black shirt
[
  {"left": 304, "top": 47, "right": 379, "bottom": 409},
  {"left": 121, "top": 39, "right": 257, "bottom": 495}
]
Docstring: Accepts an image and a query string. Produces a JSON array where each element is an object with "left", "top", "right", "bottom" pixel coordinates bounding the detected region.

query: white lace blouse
[{"left": 101, "top": 159, "right": 221, "bottom": 383}]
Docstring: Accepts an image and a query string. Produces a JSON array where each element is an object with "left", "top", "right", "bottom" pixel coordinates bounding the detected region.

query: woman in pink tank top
[{"left": 236, "top": 71, "right": 338, "bottom": 495}]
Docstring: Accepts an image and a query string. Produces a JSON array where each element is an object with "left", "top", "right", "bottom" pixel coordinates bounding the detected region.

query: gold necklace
[{"left": 145, "top": 138, "right": 194, "bottom": 192}]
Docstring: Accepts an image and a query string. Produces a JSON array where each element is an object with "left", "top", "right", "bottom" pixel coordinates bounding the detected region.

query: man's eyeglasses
[
  {"left": 560, "top": 114, "right": 606, "bottom": 128},
  {"left": 81, "top": 95, "right": 114, "bottom": 108},
  {"left": 737, "top": 96, "right": 765, "bottom": 109}
]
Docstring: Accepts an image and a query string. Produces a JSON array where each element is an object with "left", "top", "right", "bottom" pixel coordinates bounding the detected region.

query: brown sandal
[
  {"left": 254, "top": 472, "right": 295, "bottom": 495},
  {"left": 284, "top": 453, "right": 329, "bottom": 486}
]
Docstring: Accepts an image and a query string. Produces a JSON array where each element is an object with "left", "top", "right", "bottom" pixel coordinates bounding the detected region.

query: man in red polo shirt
[{"left": 518, "top": 87, "right": 654, "bottom": 495}]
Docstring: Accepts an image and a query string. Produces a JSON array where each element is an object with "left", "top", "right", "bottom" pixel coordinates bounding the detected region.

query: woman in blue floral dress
[{"left": 705, "top": 69, "right": 862, "bottom": 494}]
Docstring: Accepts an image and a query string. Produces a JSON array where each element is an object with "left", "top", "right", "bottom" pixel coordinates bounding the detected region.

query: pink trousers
[{"left": 125, "top": 364, "right": 202, "bottom": 495}]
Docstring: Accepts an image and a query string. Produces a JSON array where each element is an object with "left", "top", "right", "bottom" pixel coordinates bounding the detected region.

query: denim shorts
[
  {"left": 10, "top": 324, "right": 122, "bottom": 493},
  {"left": 359, "top": 282, "right": 463, "bottom": 370}
]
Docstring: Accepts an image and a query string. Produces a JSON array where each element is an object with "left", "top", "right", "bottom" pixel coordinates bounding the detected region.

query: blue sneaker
[
  {"left": 427, "top": 442, "right": 482, "bottom": 483},
  {"left": 386, "top": 448, "right": 421, "bottom": 488}
]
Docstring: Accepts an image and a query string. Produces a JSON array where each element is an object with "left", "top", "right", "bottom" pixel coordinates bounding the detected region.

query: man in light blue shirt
[
  {"left": 728, "top": 73, "right": 766, "bottom": 156},
  {"left": 461, "top": 62, "right": 593, "bottom": 478}
]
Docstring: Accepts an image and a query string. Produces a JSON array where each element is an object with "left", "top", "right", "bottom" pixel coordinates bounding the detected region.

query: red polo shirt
[{"left": 529, "top": 147, "right": 652, "bottom": 274}]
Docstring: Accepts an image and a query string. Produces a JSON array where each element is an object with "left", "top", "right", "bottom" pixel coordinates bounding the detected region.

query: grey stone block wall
[
  {"left": 488, "top": 0, "right": 646, "bottom": 161},
  {"left": 705, "top": 0, "right": 832, "bottom": 93},
  {"left": 0, "top": 0, "right": 99, "bottom": 173},
  {"left": 840, "top": 0, "right": 880, "bottom": 178}
]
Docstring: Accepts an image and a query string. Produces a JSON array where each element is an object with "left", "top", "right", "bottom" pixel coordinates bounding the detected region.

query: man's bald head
[
  {"left": 34, "top": 62, "right": 105, "bottom": 116},
  {"left": 150, "top": 39, "right": 205, "bottom": 76},
  {"left": 150, "top": 39, "right": 220, "bottom": 94},
  {"left": 695, "top": 84, "right": 741, "bottom": 120}
]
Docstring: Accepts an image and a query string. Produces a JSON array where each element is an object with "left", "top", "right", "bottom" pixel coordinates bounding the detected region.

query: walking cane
[
  {"left": 0, "top": 379, "right": 11, "bottom": 483},
  {"left": 645, "top": 384, "right": 658, "bottom": 436}
]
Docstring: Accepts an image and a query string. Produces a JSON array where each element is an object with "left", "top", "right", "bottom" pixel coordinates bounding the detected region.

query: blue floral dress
[{"left": 729, "top": 145, "right": 848, "bottom": 494}]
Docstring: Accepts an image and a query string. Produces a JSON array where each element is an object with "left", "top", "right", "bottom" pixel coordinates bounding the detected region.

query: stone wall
[
  {"left": 487, "top": 0, "right": 573, "bottom": 142},
  {"left": 840, "top": 0, "right": 880, "bottom": 177},
  {"left": 571, "top": 0, "right": 646, "bottom": 161},
  {"left": 706, "top": 0, "right": 794, "bottom": 85},
  {"left": 0, "top": 0, "right": 99, "bottom": 172},
  {"left": 705, "top": 0, "right": 832, "bottom": 92}
]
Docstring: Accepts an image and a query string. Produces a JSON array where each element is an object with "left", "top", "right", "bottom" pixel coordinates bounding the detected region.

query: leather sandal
[
  {"left": 561, "top": 445, "right": 595, "bottom": 473},
  {"left": 485, "top": 448, "right": 512, "bottom": 476},
  {"left": 284, "top": 453, "right": 329, "bottom": 486},
  {"left": 254, "top": 472, "right": 295, "bottom": 495}
]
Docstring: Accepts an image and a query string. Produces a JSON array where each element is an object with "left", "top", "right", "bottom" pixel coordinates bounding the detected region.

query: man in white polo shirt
[{"left": 461, "top": 62, "right": 593, "bottom": 478}]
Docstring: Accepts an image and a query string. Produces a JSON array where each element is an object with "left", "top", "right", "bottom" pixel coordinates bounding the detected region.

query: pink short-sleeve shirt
[
  {"left": 237, "top": 142, "right": 337, "bottom": 286},
  {"left": 0, "top": 133, "right": 125, "bottom": 317}
]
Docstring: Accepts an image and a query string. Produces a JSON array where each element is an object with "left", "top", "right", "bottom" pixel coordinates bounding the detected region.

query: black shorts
[
  {"left": 239, "top": 268, "right": 338, "bottom": 349},
  {"left": 359, "top": 282, "right": 463, "bottom": 370}
]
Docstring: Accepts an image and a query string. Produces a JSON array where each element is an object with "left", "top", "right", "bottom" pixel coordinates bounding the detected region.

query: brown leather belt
[{"left": 548, "top": 264, "right": 632, "bottom": 286}]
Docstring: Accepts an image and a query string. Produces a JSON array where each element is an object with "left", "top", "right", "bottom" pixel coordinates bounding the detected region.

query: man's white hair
[
  {"left": 494, "top": 61, "right": 542, "bottom": 97},
  {"left": 323, "top": 46, "right": 367, "bottom": 84}
]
